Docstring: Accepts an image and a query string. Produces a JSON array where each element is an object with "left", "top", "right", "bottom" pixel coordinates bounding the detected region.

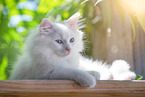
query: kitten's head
[{"left": 36, "top": 13, "right": 84, "bottom": 58}]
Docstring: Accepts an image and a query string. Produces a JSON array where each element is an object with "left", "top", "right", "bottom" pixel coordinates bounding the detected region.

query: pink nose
[{"left": 66, "top": 48, "right": 71, "bottom": 52}]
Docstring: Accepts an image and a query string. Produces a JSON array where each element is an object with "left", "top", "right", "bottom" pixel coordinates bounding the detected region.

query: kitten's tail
[{"left": 110, "top": 60, "right": 136, "bottom": 80}]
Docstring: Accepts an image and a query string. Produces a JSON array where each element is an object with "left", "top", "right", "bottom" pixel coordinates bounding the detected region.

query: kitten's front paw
[
  {"left": 76, "top": 71, "right": 96, "bottom": 88},
  {"left": 87, "top": 71, "right": 100, "bottom": 80}
]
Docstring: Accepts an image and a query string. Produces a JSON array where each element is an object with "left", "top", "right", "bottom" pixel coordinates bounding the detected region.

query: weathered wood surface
[
  {"left": 91, "top": 0, "right": 134, "bottom": 69},
  {"left": 0, "top": 80, "right": 145, "bottom": 97},
  {"left": 134, "top": 23, "right": 145, "bottom": 79},
  {"left": 106, "top": 1, "right": 134, "bottom": 68}
]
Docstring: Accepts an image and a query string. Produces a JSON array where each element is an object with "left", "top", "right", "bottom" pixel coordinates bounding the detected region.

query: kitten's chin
[
  {"left": 56, "top": 52, "right": 71, "bottom": 59},
  {"left": 62, "top": 52, "right": 71, "bottom": 58}
]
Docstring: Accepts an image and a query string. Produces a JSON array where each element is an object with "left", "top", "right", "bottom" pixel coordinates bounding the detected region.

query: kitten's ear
[
  {"left": 39, "top": 18, "right": 54, "bottom": 35},
  {"left": 66, "top": 13, "right": 80, "bottom": 32}
]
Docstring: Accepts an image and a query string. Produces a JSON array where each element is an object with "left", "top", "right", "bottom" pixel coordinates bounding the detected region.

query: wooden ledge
[{"left": 0, "top": 80, "right": 145, "bottom": 97}]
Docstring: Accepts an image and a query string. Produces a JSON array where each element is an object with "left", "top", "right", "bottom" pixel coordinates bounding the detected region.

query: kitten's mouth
[
  {"left": 66, "top": 51, "right": 70, "bottom": 55},
  {"left": 56, "top": 51, "right": 71, "bottom": 57},
  {"left": 65, "top": 51, "right": 70, "bottom": 55}
]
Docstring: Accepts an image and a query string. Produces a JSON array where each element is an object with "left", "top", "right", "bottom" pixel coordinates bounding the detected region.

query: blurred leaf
[
  {"left": 21, "top": 9, "right": 35, "bottom": 16},
  {"left": 137, "top": 14, "right": 145, "bottom": 32},
  {"left": 122, "top": 0, "right": 145, "bottom": 36},
  {"left": 9, "top": 29, "right": 23, "bottom": 42},
  {"left": 135, "top": 75, "right": 143, "bottom": 80},
  {"left": 0, "top": 3, "right": 3, "bottom": 23},
  {"left": 9, "top": 8, "right": 21, "bottom": 16},
  {"left": 0, "top": 56, "right": 8, "bottom": 80},
  {"left": 5, "top": 0, "right": 16, "bottom": 8},
  {"left": 128, "top": 15, "right": 137, "bottom": 41},
  {"left": 62, "top": 12, "right": 69, "bottom": 19},
  {"left": 37, "top": 0, "right": 65, "bottom": 13}
]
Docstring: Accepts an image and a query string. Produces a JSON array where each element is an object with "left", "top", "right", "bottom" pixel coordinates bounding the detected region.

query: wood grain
[
  {"left": 91, "top": 0, "right": 134, "bottom": 70},
  {"left": 134, "top": 23, "right": 145, "bottom": 79},
  {"left": 106, "top": 1, "right": 134, "bottom": 68},
  {"left": 0, "top": 80, "right": 145, "bottom": 97}
]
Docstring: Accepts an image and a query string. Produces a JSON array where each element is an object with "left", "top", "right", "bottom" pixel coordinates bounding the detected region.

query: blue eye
[
  {"left": 70, "top": 38, "right": 74, "bottom": 43},
  {"left": 55, "top": 40, "right": 63, "bottom": 44}
]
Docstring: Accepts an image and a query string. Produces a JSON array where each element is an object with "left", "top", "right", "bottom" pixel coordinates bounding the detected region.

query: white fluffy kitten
[{"left": 10, "top": 13, "right": 136, "bottom": 88}]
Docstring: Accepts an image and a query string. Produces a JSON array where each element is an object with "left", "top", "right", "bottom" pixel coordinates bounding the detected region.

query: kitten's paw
[
  {"left": 87, "top": 71, "right": 100, "bottom": 80},
  {"left": 76, "top": 72, "right": 96, "bottom": 88}
]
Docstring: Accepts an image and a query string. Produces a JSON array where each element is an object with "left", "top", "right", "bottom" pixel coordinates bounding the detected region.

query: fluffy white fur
[
  {"left": 10, "top": 13, "right": 136, "bottom": 88},
  {"left": 110, "top": 60, "right": 136, "bottom": 80}
]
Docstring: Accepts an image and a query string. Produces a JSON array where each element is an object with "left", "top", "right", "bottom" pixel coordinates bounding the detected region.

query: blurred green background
[
  {"left": 0, "top": 0, "right": 87, "bottom": 80},
  {"left": 0, "top": 0, "right": 145, "bottom": 80}
]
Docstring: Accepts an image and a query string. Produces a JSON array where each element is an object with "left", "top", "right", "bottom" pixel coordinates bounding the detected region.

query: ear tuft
[{"left": 40, "top": 18, "right": 54, "bottom": 35}]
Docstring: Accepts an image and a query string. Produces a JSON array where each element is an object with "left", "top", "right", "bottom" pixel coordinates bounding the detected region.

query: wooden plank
[
  {"left": 0, "top": 80, "right": 145, "bottom": 97},
  {"left": 134, "top": 23, "right": 145, "bottom": 79}
]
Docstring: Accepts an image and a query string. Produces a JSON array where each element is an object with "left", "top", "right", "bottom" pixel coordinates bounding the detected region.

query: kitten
[{"left": 10, "top": 13, "right": 136, "bottom": 88}]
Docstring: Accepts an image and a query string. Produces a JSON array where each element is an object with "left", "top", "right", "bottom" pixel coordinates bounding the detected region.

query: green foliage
[
  {"left": 0, "top": 56, "right": 8, "bottom": 80},
  {"left": 0, "top": 0, "right": 84, "bottom": 80},
  {"left": 135, "top": 75, "right": 143, "bottom": 80}
]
